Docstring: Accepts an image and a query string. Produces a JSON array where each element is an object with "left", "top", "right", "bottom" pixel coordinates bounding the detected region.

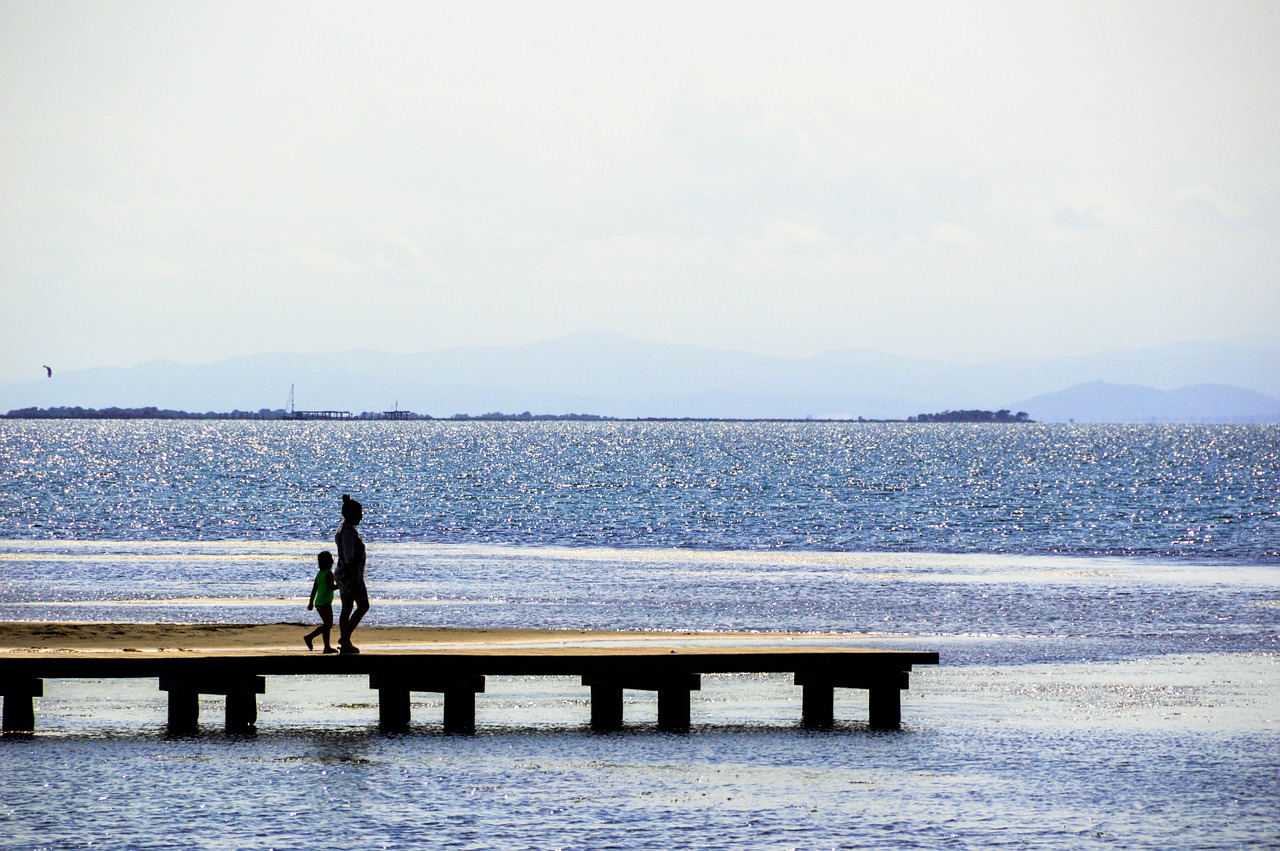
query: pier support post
[
  {"left": 800, "top": 682, "right": 835, "bottom": 729},
  {"left": 165, "top": 685, "right": 200, "bottom": 733},
  {"left": 377, "top": 686, "right": 411, "bottom": 732},
  {"left": 225, "top": 688, "right": 259, "bottom": 733},
  {"left": 589, "top": 684, "right": 624, "bottom": 731},
  {"left": 657, "top": 684, "right": 692, "bottom": 731},
  {"left": 369, "top": 674, "right": 485, "bottom": 734},
  {"left": 1, "top": 678, "right": 43, "bottom": 733},
  {"left": 441, "top": 684, "right": 479, "bottom": 734},
  {"left": 582, "top": 673, "right": 701, "bottom": 732},
  {"left": 160, "top": 675, "right": 265, "bottom": 734},
  {"left": 795, "top": 670, "right": 909, "bottom": 730},
  {"left": 867, "top": 684, "right": 902, "bottom": 730}
]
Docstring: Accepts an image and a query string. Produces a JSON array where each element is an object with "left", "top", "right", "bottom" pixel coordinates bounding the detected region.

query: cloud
[
  {"left": 1054, "top": 192, "right": 1143, "bottom": 232},
  {"left": 1171, "top": 184, "right": 1246, "bottom": 226},
  {"left": 928, "top": 223, "right": 981, "bottom": 249},
  {"left": 2, "top": 1, "right": 1279, "bottom": 379},
  {"left": 274, "top": 245, "right": 363, "bottom": 278}
]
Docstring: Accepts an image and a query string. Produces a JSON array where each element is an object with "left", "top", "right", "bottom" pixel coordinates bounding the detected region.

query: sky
[{"left": 2, "top": 1, "right": 1278, "bottom": 384}]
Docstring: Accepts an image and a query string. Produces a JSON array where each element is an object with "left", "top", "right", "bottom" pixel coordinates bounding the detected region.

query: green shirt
[{"left": 312, "top": 569, "right": 335, "bottom": 606}]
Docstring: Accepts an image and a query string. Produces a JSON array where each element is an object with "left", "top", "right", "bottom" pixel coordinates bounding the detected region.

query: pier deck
[{"left": 0, "top": 646, "right": 939, "bottom": 734}]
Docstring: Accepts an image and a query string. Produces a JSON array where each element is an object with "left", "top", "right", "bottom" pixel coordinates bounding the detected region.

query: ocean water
[
  {"left": 3, "top": 420, "right": 1277, "bottom": 558},
  {"left": 1, "top": 421, "right": 1278, "bottom": 849}
]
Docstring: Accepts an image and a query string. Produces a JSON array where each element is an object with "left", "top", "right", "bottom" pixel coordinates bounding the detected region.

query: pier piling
[
  {"left": 795, "top": 669, "right": 910, "bottom": 730},
  {"left": 160, "top": 675, "right": 266, "bottom": 734},
  {"left": 370, "top": 673, "right": 486, "bottom": 733},
  {"left": 582, "top": 672, "right": 702, "bottom": 731},
  {"left": 1, "top": 677, "right": 43, "bottom": 733},
  {"left": 1, "top": 648, "right": 937, "bottom": 735}
]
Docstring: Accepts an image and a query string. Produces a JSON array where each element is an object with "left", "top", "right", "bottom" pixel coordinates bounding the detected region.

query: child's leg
[
  {"left": 305, "top": 617, "right": 322, "bottom": 646},
  {"left": 318, "top": 604, "right": 334, "bottom": 650}
]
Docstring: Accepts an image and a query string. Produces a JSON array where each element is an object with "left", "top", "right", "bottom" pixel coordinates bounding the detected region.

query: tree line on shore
[
  {"left": 4, "top": 406, "right": 288, "bottom": 420},
  {"left": 908, "top": 409, "right": 1032, "bottom": 423},
  {"left": 2, "top": 406, "right": 613, "bottom": 421},
  {"left": 5, "top": 406, "right": 1034, "bottom": 423}
]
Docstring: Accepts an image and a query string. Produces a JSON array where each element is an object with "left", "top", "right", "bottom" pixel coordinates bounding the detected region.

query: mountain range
[{"left": 3, "top": 333, "right": 1278, "bottom": 423}]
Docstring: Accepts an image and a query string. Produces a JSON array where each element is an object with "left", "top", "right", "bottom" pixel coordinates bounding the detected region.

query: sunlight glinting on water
[
  {"left": 2, "top": 421, "right": 1278, "bottom": 559},
  {"left": 2, "top": 422, "right": 1278, "bottom": 851}
]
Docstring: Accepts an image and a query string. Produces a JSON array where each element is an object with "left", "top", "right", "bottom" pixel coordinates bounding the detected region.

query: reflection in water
[{"left": 4, "top": 658, "right": 1277, "bottom": 850}]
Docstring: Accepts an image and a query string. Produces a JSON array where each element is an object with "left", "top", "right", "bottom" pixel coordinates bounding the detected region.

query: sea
[{"left": 0, "top": 420, "right": 1277, "bottom": 850}]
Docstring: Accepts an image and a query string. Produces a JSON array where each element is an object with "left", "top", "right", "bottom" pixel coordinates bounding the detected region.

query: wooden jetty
[{"left": 0, "top": 647, "right": 938, "bottom": 735}]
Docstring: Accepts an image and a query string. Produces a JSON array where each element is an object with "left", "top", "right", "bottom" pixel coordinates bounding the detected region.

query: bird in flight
[{"left": 43, "top": 365, "right": 52, "bottom": 378}]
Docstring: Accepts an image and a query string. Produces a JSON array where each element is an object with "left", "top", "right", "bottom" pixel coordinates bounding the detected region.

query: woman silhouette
[{"left": 334, "top": 494, "right": 370, "bottom": 654}]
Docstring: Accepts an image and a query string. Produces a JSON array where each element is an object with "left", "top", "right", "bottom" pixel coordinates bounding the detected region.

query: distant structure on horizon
[
  {"left": 381, "top": 400, "right": 413, "bottom": 420},
  {"left": 283, "top": 384, "right": 353, "bottom": 421},
  {"left": 284, "top": 409, "right": 355, "bottom": 420}
]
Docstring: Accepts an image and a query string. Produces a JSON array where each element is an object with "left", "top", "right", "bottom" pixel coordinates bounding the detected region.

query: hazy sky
[{"left": 2, "top": 1, "right": 1278, "bottom": 383}]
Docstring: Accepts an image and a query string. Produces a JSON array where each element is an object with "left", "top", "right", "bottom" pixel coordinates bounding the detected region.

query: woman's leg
[
  {"left": 338, "top": 589, "right": 354, "bottom": 646},
  {"left": 347, "top": 589, "right": 370, "bottom": 638}
]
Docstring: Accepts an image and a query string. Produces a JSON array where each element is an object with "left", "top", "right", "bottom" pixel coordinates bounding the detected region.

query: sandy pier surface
[{"left": 0, "top": 621, "right": 843, "bottom": 656}]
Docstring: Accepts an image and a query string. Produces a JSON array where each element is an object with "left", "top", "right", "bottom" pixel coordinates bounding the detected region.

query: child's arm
[{"left": 308, "top": 577, "right": 319, "bottom": 610}]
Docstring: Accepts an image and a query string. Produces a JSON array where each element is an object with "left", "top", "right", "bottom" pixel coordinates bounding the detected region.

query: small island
[{"left": 908, "top": 409, "right": 1032, "bottom": 423}]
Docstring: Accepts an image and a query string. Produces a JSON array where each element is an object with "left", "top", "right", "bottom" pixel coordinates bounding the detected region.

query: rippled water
[
  {"left": 3, "top": 421, "right": 1277, "bottom": 558},
  {"left": 1, "top": 421, "right": 1277, "bottom": 849},
  {"left": 2, "top": 543, "right": 1277, "bottom": 668},
  {"left": 3, "top": 659, "right": 1277, "bottom": 850}
]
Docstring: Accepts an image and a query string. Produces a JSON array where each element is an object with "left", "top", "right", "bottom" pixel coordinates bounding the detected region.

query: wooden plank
[
  {"left": 0, "top": 649, "right": 939, "bottom": 679},
  {"left": 158, "top": 675, "right": 267, "bottom": 696},
  {"left": 581, "top": 672, "right": 701, "bottom": 692}
]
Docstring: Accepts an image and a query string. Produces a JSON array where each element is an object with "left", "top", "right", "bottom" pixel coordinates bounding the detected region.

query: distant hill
[
  {"left": 2, "top": 333, "right": 1278, "bottom": 422},
  {"left": 1012, "top": 382, "right": 1280, "bottom": 423}
]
